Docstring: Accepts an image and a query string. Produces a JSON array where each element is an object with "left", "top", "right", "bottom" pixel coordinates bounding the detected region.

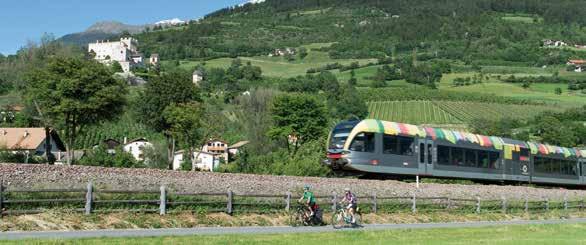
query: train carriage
[{"left": 324, "top": 119, "right": 586, "bottom": 186}]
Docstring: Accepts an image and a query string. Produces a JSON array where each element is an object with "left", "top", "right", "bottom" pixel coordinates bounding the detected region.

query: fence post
[
  {"left": 545, "top": 198, "right": 549, "bottom": 211},
  {"left": 331, "top": 192, "right": 337, "bottom": 213},
  {"left": 159, "top": 185, "right": 166, "bottom": 215},
  {"left": 0, "top": 179, "right": 4, "bottom": 217},
  {"left": 372, "top": 193, "right": 377, "bottom": 214},
  {"left": 411, "top": 193, "right": 417, "bottom": 214},
  {"left": 581, "top": 198, "right": 584, "bottom": 211},
  {"left": 446, "top": 197, "right": 451, "bottom": 210},
  {"left": 227, "top": 190, "right": 233, "bottom": 215},
  {"left": 564, "top": 195, "right": 568, "bottom": 211},
  {"left": 476, "top": 197, "right": 481, "bottom": 214},
  {"left": 524, "top": 197, "right": 529, "bottom": 213},
  {"left": 285, "top": 192, "right": 291, "bottom": 212},
  {"left": 501, "top": 196, "right": 507, "bottom": 214},
  {"left": 84, "top": 182, "right": 93, "bottom": 215}
]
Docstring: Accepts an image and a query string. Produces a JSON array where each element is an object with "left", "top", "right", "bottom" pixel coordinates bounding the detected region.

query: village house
[
  {"left": 93, "top": 138, "right": 121, "bottom": 154},
  {"left": 202, "top": 139, "right": 229, "bottom": 163},
  {"left": 88, "top": 37, "right": 158, "bottom": 73},
  {"left": 567, "top": 59, "right": 586, "bottom": 72},
  {"left": 0, "top": 128, "right": 65, "bottom": 157},
  {"left": 228, "top": 141, "right": 249, "bottom": 156},
  {"left": 269, "top": 48, "right": 295, "bottom": 57},
  {"left": 192, "top": 69, "right": 204, "bottom": 85},
  {"left": 172, "top": 150, "right": 222, "bottom": 172},
  {"left": 543, "top": 40, "right": 568, "bottom": 47},
  {"left": 122, "top": 138, "right": 153, "bottom": 162},
  {"left": 171, "top": 140, "right": 249, "bottom": 172},
  {"left": 149, "top": 53, "right": 160, "bottom": 66}
]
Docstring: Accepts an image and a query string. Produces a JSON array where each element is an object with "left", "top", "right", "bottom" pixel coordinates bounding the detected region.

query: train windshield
[
  {"left": 330, "top": 131, "right": 351, "bottom": 150},
  {"left": 329, "top": 121, "right": 359, "bottom": 150}
]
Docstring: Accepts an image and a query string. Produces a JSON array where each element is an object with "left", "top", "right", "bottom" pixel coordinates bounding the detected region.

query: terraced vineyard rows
[
  {"left": 75, "top": 113, "right": 164, "bottom": 149},
  {"left": 367, "top": 101, "right": 461, "bottom": 124},
  {"left": 433, "top": 101, "right": 564, "bottom": 122},
  {"left": 368, "top": 101, "right": 565, "bottom": 125}
]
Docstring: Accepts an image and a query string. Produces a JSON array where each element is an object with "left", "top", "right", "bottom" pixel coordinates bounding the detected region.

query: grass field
[
  {"left": 174, "top": 43, "right": 377, "bottom": 78},
  {"left": 441, "top": 82, "right": 586, "bottom": 106},
  {"left": 11, "top": 223, "right": 586, "bottom": 244}
]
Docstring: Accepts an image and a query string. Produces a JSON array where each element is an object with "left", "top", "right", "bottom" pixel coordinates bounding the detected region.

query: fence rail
[{"left": 0, "top": 182, "right": 581, "bottom": 217}]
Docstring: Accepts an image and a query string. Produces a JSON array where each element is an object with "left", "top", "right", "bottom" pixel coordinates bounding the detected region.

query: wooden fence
[{"left": 0, "top": 182, "right": 583, "bottom": 216}]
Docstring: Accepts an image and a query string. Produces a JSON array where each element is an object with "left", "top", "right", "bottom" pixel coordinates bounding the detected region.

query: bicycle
[
  {"left": 331, "top": 203, "right": 362, "bottom": 229},
  {"left": 291, "top": 203, "right": 324, "bottom": 226}
]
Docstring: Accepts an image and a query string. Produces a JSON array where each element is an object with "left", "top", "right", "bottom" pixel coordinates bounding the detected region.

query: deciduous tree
[
  {"left": 25, "top": 57, "right": 127, "bottom": 165},
  {"left": 268, "top": 94, "right": 328, "bottom": 156},
  {"left": 135, "top": 70, "right": 200, "bottom": 169}
]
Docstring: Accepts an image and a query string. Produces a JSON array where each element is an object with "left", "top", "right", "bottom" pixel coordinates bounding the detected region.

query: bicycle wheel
[
  {"left": 352, "top": 212, "right": 362, "bottom": 227},
  {"left": 291, "top": 209, "right": 304, "bottom": 227},
  {"left": 331, "top": 211, "right": 345, "bottom": 229}
]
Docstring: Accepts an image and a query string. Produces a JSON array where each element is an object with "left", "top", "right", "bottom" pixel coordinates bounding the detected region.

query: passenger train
[{"left": 324, "top": 119, "right": 586, "bottom": 186}]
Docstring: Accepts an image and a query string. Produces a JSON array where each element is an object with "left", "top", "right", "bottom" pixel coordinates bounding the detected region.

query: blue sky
[{"left": 0, "top": 0, "right": 246, "bottom": 55}]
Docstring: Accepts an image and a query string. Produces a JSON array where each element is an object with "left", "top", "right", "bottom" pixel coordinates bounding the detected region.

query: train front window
[{"left": 329, "top": 131, "right": 350, "bottom": 150}]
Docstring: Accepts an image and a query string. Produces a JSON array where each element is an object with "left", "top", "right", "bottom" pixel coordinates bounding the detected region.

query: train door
[{"left": 418, "top": 139, "right": 435, "bottom": 175}]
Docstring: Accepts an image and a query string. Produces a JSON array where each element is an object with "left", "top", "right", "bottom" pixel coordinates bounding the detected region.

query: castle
[{"left": 88, "top": 37, "right": 158, "bottom": 72}]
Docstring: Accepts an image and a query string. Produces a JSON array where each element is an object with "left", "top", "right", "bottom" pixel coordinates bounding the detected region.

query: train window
[
  {"left": 489, "top": 152, "right": 500, "bottom": 169},
  {"left": 465, "top": 150, "right": 477, "bottom": 167},
  {"left": 400, "top": 138, "right": 414, "bottom": 156},
  {"left": 438, "top": 145, "right": 450, "bottom": 166},
  {"left": 534, "top": 156, "right": 577, "bottom": 176},
  {"left": 350, "top": 133, "right": 375, "bottom": 153},
  {"left": 478, "top": 151, "right": 489, "bottom": 168},
  {"left": 383, "top": 135, "right": 398, "bottom": 154},
  {"left": 427, "top": 144, "right": 432, "bottom": 164},
  {"left": 452, "top": 148, "right": 464, "bottom": 166},
  {"left": 383, "top": 135, "right": 414, "bottom": 156}
]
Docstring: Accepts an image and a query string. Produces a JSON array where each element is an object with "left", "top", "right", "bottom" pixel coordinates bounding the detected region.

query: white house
[
  {"left": 149, "top": 53, "right": 159, "bottom": 66},
  {"left": 192, "top": 70, "right": 204, "bottom": 85},
  {"left": 122, "top": 138, "right": 153, "bottom": 161},
  {"left": 543, "top": 40, "right": 568, "bottom": 48},
  {"left": 228, "top": 141, "right": 249, "bottom": 157},
  {"left": 202, "top": 139, "right": 229, "bottom": 163},
  {"left": 172, "top": 150, "right": 221, "bottom": 172}
]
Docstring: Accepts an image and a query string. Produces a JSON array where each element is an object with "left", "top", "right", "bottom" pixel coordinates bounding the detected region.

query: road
[{"left": 2, "top": 218, "right": 586, "bottom": 241}]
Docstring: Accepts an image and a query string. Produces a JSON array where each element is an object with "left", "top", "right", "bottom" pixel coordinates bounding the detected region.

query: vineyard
[
  {"left": 367, "top": 101, "right": 460, "bottom": 124},
  {"left": 75, "top": 113, "right": 164, "bottom": 149},
  {"left": 434, "top": 101, "right": 564, "bottom": 122},
  {"left": 367, "top": 101, "right": 564, "bottom": 125}
]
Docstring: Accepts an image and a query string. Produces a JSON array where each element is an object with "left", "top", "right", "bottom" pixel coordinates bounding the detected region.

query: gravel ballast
[{"left": 1, "top": 163, "right": 584, "bottom": 201}]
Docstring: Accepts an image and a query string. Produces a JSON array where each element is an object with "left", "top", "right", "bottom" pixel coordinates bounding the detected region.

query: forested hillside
[{"left": 137, "top": 0, "right": 586, "bottom": 66}]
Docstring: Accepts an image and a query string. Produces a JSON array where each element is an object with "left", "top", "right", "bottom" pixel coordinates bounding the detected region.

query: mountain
[
  {"left": 85, "top": 21, "right": 146, "bottom": 34},
  {"left": 58, "top": 21, "right": 147, "bottom": 46},
  {"left": 155, "top": 18, "right": 186, "bottom": 26}
]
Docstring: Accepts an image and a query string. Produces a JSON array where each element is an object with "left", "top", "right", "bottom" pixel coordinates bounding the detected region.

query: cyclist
[
  {"left": 299, "top": 185, "right": 316, "bottom": 217},
  {"left": 342, "top": 188, "right": 357, "bottom": 223}
]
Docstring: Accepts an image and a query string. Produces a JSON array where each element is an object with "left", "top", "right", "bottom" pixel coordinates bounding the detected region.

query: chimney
[
  {"left": 24, "top": 130, "right": 29, "bottom": 137},
  {"left": 124, "top": 137, "right": 128, "bottom": 144}
]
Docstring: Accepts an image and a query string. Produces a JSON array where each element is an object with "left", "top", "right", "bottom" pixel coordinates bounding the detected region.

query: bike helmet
[
  {"left": 304, "top": 184, "right": 311, "bottom": 190},
  {"left": 344, "top": 188, "right": 350, "bottom": 192}
]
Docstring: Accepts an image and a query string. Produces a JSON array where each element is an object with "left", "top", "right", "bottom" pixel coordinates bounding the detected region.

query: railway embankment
[{"left": 1, "top": 163, "right": 584, "bottom": 201}]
